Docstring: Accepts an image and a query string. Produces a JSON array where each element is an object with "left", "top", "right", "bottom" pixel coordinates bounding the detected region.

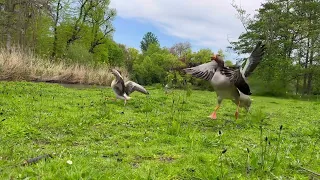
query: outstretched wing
[
  {"left": 125, "top": 81, "right": 149, "bottom": 95},
  {"left": 183, "top": 61, "right": 218, "bottom": 81},
  {"left": 241, "top": 41, "right": 266, "bottom": 77},
  {"left": 220, "top": 41, "right": 266, "bottom": 95},
  {"left": 111, "top": 69, "right": 126, "bottom": 95}
]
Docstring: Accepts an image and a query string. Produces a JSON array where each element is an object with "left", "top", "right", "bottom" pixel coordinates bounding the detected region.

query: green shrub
[
  {"left": 133, "top": 44, "right": 184, "bottom": 85},
  {"left": 65, "top": 43, "right": 94, "bottom": 64}
]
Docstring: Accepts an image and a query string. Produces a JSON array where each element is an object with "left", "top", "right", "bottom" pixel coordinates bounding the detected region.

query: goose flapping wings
[
  {"left": 110, "top": 69, "right": 149, "bottom": 105},
  {"left": 111, "top": 69, "right": 126, "bottom": 96},
  {"left": 183, "top": 41, "right": 266, "bottom": 120}
]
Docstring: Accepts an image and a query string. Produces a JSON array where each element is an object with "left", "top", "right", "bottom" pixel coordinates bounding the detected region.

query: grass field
[{"left": 0, "top": 81, "right": 319, "bottom": 179}]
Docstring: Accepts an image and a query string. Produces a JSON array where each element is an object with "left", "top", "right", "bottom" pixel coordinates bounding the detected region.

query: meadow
[{"left": 0, "top": 81, "right": 319, "bottom": 179}]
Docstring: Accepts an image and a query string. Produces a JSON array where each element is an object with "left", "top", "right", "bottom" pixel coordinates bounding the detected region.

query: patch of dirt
[
  {"left": 159, "top": 156, "right": 175, "bottom": 163},
  {"left": 131, "top": 162, "right": 140, "bottom": 168}
]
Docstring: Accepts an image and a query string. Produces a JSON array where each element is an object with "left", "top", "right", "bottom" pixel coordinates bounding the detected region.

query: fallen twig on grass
[
  {"left": 298, "top": 166, "right": 320, "bottom": 177},
  {"left": 22, "top": 154, "right": 53, "bottom": 166}
]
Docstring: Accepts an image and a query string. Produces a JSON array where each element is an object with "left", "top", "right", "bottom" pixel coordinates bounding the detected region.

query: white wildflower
[{"left": 67, "top": 160, "right": 73, "bottom": 165}]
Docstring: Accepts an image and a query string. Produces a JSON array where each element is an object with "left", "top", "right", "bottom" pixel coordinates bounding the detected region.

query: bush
[
  {"left": 132, "top": 44, "right": 184, "bottom": 85},
  {"left": 65, "top": 43, "right": 94, "bottom": 64}
]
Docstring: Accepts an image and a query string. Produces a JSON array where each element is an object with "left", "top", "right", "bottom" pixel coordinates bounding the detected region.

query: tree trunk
[
  {"left": 5, "top": 0, "right": 14, "bottom": 52},
  {"left": 307, "top": 39, "right": 314, "bottom": 95},
  {"left": 66, "top": 0, "right": 90, "bottom": 50},
  {"left": 89, "top": 25, "right": 99, "bottom": 53},
  {"left": 302, "top": 38, "right": 310, "bottom": 95},
  {"left": 296, "top": 49, "right": 302, "bottom": 95},
  {"left": 51, "top": 0, "right": 62, "bottom": 59}
]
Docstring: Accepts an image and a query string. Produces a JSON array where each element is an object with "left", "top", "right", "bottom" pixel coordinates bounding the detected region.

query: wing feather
[
  {"left": 221, "top": 67, "right": 252, "bottom": 95},
  {"left": 183, "top": 61, "right": 218, "bottom": 81},
  {"left": 111, "top": 69, "right": 126, "bottom": 95},
  {"left": 220, "top": 41, "right": 266, "bottom": 95},
  {"left": 125, "top": 81, "right": 149, "bottom": 95},
  {"left": 241, "top": 41, "right": 266, "bottom": 77}
]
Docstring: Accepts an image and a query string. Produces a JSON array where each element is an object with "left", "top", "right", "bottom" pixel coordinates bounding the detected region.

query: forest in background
[{"left": 1, "top": 0, "right": 320, "bottom": 96}]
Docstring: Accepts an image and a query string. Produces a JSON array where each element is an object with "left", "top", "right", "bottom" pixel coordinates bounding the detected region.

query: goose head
[
  {"left": 111, "top": 69, "right": 123, "bottom": 79},
  {"left": 211, "top": 54, "right": 224, "bottom": 67}
]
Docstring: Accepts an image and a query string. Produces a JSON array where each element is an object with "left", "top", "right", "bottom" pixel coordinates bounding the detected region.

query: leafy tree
[
  {"left": 224, "top": 60, "right": 233, "bottom": 66},
  {"left": 65, "top": 0, "right": 93, "bottom": 49},
  {"left": 140, "top": 32, "right": 159, "bottom": 52},
  {"left": 65, "top": 42, "right": 94, "bottom": 64},
  {"left": 169, "top": 41, "right": 191, "bottom": 58},
  {"left": 105, "top": 40, "right": 125, "bottom": 67},
  {"left": 230, "top": 0, "right": 320, "bottom": 96},
  {"left": 126, "top": 47, "right": 140, "bottom": 73},
  {"left": 192, "top": 48, "right": 213, "bottom": 64},
  {"left": 51, "top": 0, "right": 63, "bottom": 59},
  {"left": 133, "top": 43, "right": 183, "bottom": 85},
  {"left": 87, "top": 0, "right": 116, "bottom": 53},
  {"left": 0, "top": 0, "right": 50, "bottom": 51}
]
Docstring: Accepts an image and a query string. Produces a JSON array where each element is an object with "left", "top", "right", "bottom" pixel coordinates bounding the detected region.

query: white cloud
[{"left": 110, "top": 0, "right": 265, "bottom": 56}]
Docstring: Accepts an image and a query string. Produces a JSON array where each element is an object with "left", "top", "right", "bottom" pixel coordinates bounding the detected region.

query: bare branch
[{"left": 231, "top": 0, "right": 250, "bottom": 33}]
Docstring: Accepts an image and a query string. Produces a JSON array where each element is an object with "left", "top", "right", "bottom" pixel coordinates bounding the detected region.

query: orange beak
[{"left": 211, "top": 54, "right": 217, "bottom": 61}]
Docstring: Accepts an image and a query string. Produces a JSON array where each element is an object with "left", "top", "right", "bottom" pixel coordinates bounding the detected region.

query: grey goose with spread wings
[
  {"left": 110, "top": 69, "right": 149, "bottom": 105},
  {"left": 184, "top": 41, "right": 266, "bottom": 119}
]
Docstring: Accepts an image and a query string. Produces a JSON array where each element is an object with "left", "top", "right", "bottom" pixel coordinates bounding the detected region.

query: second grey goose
[{"left": 110, "top": 69, "right": 149, "bottom": 105}]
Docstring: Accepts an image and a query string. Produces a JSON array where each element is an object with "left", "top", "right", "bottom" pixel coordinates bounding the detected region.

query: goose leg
[
  {"left": 208, "top": 97, "right": 222, "bottom": 120},
  {"left": 235, "top": 100, "right": 240, "bottom": 120},
  {"left": 208, "top": 105, "right": 220, "bottom": 119}
]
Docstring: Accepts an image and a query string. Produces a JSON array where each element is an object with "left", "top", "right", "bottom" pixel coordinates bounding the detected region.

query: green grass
[{"left": 0, "top": 81, "right": 319, "bottom": 179}]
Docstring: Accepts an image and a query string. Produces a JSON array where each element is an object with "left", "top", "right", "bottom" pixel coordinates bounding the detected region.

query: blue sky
[
  {"left": 112, "top": 17, "right": 187, "bottom": 51},
  {"left": 110, "top": 0, "right": 265, "bottom": 61}
]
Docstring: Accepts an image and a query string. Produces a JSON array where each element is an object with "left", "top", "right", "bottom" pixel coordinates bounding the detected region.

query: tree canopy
[
  {"left": 140, "top": 32, "right": 160, "bottom": 52},
  {"left": 230, "top": 0, "right": 320, "bottom": 96}
]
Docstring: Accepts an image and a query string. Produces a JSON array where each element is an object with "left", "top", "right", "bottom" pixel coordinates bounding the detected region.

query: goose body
[
  {"left": 184, "top": 41, "right": 265, "bottom": 119},
  {"left": 110, "top": 69, "right": 149, "bottom": 105}
]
